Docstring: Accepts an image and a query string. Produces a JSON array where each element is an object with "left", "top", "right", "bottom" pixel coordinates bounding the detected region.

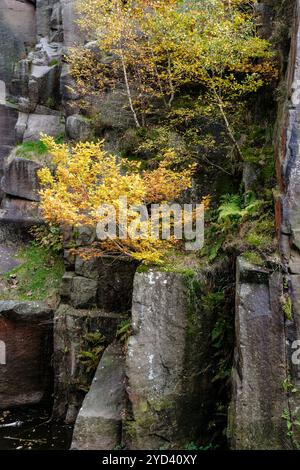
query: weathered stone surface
[
  {"left": 0, "top": 195, "right": 41, "bottom": 222},
  {"left": 60, "top": 63, "right": 81, "bottom": 103},
  {"left": 228, "top": 257, "right": 289, "bottom": 450},
  {"left": 23, "top": 113, "right": 65, "bottom": 141},
  {"left": 52, "top": 304, "right": 127, "bottom": 423},
  {"left": 0, "top": 0, "right": 36, "bottom": 87},
  {"left": 61, "top": 0, "right": 84, "bottom": 47},
  {"left": 71, "top": 342, "right": 125, "bottom": 450},
  {"left": 29, "top": 64, "right": 60, "bottom": 106},
  {"left": 75, "top": 255, "right": 138, "bottom": 312},
  {"left": 0, "top": 301, "right": 53, "bottom": 409},
  {"left": 15, "top": 112, "right": 29, "bottom": 143},
  {"left": 66, "top": 114, "right": 94, "bottom": 141},
  {"left": 36, "top": 0, "right": 58, "bottom": 38},
  {"left": 0, "top": 104, "right": 18, "bottom": 167},
  {"left": 1, "top": 156, "right": 43, "bottom": 201},
  {"left": 64, "top": 275, "right": 98, "bottom": 309},
  {"left": 126, "top": 270, "right": 213, "bottom": 449}
]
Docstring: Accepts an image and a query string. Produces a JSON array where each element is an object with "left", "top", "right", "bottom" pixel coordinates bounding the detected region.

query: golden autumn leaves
[{"left": 38, "top": 137, "right": 197, "bottom": 263}]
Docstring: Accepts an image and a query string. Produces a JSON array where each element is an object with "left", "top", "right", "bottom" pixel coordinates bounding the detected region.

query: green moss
[
  {"left": 282, "top": 295, "right": 293, "bottom": 321},
  {"left": 243, "top": 251, "right": 264, "bottom": 266},
  {"left": 45, "top": 96, "right": 56, "bottom": 109},
  {"left": 0, "top": 244, "right": 65, "bottom": 301},
  {"left": 49, "top": 59, "right": 59, "bottom": 66}
]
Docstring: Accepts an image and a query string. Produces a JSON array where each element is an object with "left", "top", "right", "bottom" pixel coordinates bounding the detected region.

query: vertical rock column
[
  {"left": 228, "top": 258, "right": 289, "bottom": 449},
  {"left": 126, "top": 270, "right": 215, "bottom": 450}
]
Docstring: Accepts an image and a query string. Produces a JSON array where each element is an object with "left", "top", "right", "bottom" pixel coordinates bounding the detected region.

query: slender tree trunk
[
  {"left": 120, "top": 50, "right": 141, "bottom": 128},
  {"left": 214, "top": 91, "right": 243, "bottom": 162},
  {"left": 167, "top": 52, "right": 175, "bottom": 108}
]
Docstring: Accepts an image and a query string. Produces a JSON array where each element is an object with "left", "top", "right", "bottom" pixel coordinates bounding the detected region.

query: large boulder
[
  {"left": 71, "top": 342, "right": 125, "bottom": 450},
  {"left": 126, "top": 270, "right": 214, "bottom": 449},
  {"left": 0, "top": 195, "right": 41, "bottom": 222},
  {"left": 66, "top": 114, "right": 94, "bottom": 141},
  {"left": 1, "top": 156, "right": 43, "bottom": 202},
  {"left": 0, "top": 301, "right": 53, "bottom": 409},
  {"left": 228, "top": 257, "right": 289, "bottom": 449},
  {"left": 52, "top": 304, "right": 127, "bottom": 424},
  {"left": 23, "top": 113, "right": 65, "bottom": 141}
]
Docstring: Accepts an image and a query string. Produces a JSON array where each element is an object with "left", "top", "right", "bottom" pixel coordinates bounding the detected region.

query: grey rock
[
  {"left": 0, "top": 195, "right": 41, "bottom": 223},
  {"left": 228, "top": 257, "right": 289, "bottom": 449},
  {"left": 23, "top": 114, "right": 65, "bottom": 141},
  {"left": 71, "top": 343, "right": 125, "bottom": 450},
  {"left": 75, "top": 255, "right": 138, "bottom": 312},
  {"left": 237, "top": 256, "right": 270, "bottom": 284},
  {"left": 60, "top": 271, "right": 76, "bottom": 300},
  {"left": 0, "top": 105, "right": 18, "bottom": 167},
  {"left": 65, "top": 275, "right": 98, "bottom": 309},
  {"left": 60, "top": 63, "right": 81, "bottom": 103},
  {"left": 1, "top": 156, "right": 43, "bottom": 202},
  {"left": 29, "top": 64, "right": 59, "bottom": 106},
  {"left": 126, "top": 270, "right": 214, "bottom": 449},
  {"left": 289, "top": 250, "right": 300, "bottom": 274},
  {"left": 0, "top": 0, "right": 36, "bottom": 87},
  {"left": 61, "top": 0, "right": 84, "bottom": 47},
  {"left": 66, "top": 114, "right": 94, "bottom": 141},
  {"left": 15, "top": 112, "right": 29, "bottom": 143}
]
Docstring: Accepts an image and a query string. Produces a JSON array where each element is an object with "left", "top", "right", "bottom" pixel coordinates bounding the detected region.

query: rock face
[
  {"left": 0, "top": 301, "right": 53, "bottom": 409},
  {"left": 274, "top": 0, "right": 300, "bottom": 449},
  {"left": 52, "top": 304, "right": 127, "bottom": 424},
  {"left": 0, "top": 0, "right": 36, "bottom": 86},
  {"left": 0, "top": 105, "right": 18, "bottom": 168},
  {"left": 228, "top": 258, "right": 289, "bottom": 450},
  {"left": 126, "top": 270, "right": 214, "bottom": 450},
  {"left": 71, "top": 342, "right": 125, "bottom": 450},
  {"left": 60, "top": 249, "right": 138, "bottom": 312}
]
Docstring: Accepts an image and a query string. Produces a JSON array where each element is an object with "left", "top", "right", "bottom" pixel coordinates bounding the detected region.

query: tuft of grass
[
  {"left": 0, "top": 244, "right": 65, "bottom": 301},
  {"left": 16, "top": 140, "right": 48, "bottom": 160},
  {"left": 243, "top": 251, "right": 264, "bottom": 266},
  {"left": 245, "top": 231, "right": 273, "bottom": 249}
]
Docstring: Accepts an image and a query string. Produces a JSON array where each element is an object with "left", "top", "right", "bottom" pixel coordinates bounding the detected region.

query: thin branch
[{"left": 201, "top": 154, "right": 233, "bottom": 176}]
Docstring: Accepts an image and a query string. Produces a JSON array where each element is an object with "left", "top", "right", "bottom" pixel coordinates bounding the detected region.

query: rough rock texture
[
  {"left": 126, "top": 270, "right": 214, "bottom": 450},
  {"left": 61, "top": 0, "right": 84, "bottom": 47},
  {"left": 0, "top": 104, "right": 18, "bottom": 168},
  {"left": 66, "top": 114, "right": 94, "bottom": 141},
  {"left": 71, "top": 342, "right": 125, "bottom": 450},
  {"left": 275, "top": 0, "right": 300, "bottom": 449},
  {"left": 75, "top": 255, "right": 138, "bottom": 312},
  {"left": 52, "top": 304, "right": 127, "bottom": 424},
  {"left": 23, "top": 113, "right": 65, "bottom": 141},
  {"left": 0, "top": 0, "right": 36, "bottom": 86},
  {"left": 0, "top": 300, "right": 53, "bottom": 409},
  {"left": 228, "top": 258, "right": 289, "bottom": 450},
  {"left": 1, "top": 156, "right": 43, "bottom": 202},
  {"left": 0, "top": 196, "right": 41, "bottom": 222}
]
